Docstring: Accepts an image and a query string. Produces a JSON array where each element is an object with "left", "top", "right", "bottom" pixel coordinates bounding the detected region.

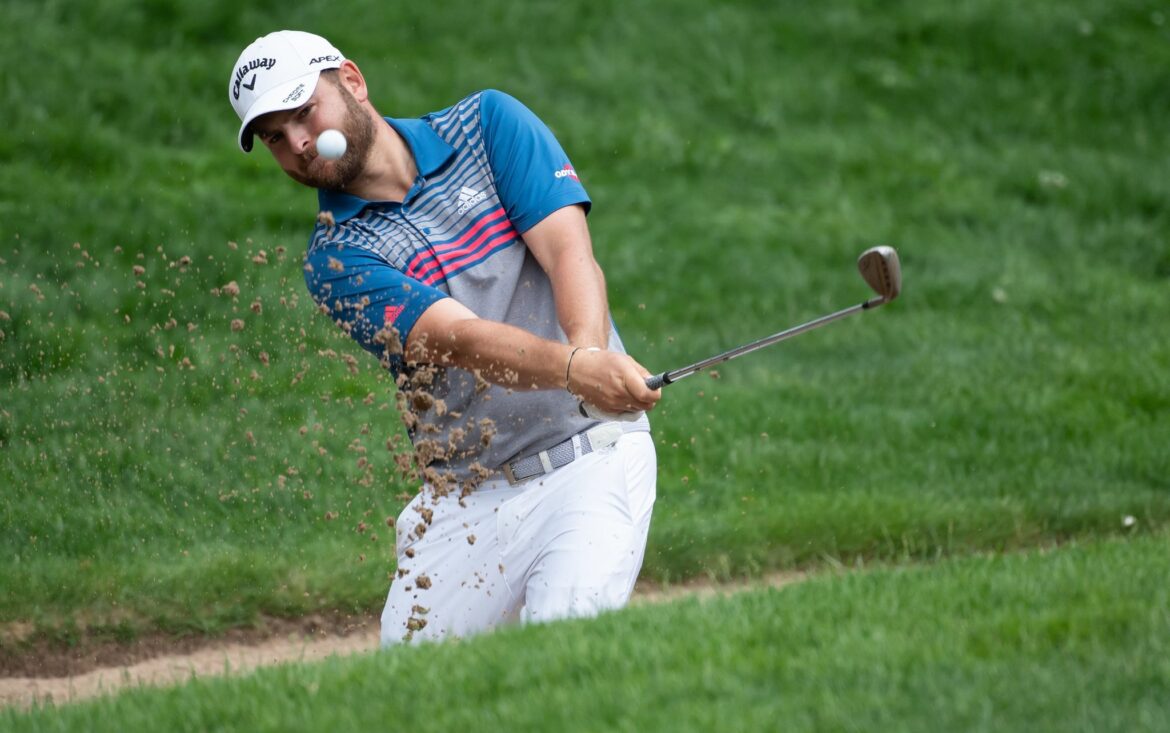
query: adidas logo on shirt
[{"left": 456, "top": 186, "right": 488, "bottom": 214}]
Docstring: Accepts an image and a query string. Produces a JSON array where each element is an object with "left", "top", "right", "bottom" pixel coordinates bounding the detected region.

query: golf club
[
  {"left": 577, "top": 246, "right": 901, "bottom": 420},
  {"left": 643, "top": 245, "right": 902, "bottom": 390}
]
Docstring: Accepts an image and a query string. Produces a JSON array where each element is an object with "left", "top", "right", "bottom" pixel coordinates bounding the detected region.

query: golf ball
[{"left": 317, "top": 129, "right": 347, "bottom": 160}]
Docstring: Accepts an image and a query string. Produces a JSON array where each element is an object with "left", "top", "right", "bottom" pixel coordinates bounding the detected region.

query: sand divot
[
  {"left": 0, "top": 630, "right": 378, "bottom": 710},
  {"left": 1, "top": 571, "right": 806, "bottom": 711}
]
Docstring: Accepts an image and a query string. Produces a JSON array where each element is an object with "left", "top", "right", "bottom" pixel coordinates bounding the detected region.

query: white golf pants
[{"left": 380, "top": 430, "right": 656, "bottom": 645}]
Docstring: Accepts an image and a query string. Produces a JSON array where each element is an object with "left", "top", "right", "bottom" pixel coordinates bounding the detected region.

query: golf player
[{"left": 228, "top": 31, "right": 660, "bottom": 644}]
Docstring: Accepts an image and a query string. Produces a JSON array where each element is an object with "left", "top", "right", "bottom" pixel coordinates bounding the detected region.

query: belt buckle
[{"left": 502, "top": 461, "right": 521, "bottom": 486}]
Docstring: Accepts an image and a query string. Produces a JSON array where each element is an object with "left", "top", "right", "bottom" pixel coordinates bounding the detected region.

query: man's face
[{"left": 250, "top": 75, "right": 375, "bottom": 190}]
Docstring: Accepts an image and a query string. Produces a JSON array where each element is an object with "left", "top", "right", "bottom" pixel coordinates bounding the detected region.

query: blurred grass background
[{"left": 2, "top": 0, "right": 1168, "bottom": 649}]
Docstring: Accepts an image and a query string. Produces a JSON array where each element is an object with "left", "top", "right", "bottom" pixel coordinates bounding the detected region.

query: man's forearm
[
  {"left": 404, "top": 299, "right": 658, "bottom": 414},
  {"left": 523, "top": 206, "right": 611, "bottom": 348},
  {"left": 407, "top": 314, "right": 573, "bottom": 391},
  {"left": 550, "top": 256, "right": 610, "bottom": 348}
]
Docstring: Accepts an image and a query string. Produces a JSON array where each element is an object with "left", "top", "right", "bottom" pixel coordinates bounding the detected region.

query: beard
[{"left": 295, "top": 85, "right": 376, "bottom": 191}]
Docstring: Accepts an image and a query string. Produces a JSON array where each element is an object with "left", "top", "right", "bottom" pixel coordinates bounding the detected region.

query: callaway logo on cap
[{"left": 228, "top": 30, "right": 345, "bottom": 152}]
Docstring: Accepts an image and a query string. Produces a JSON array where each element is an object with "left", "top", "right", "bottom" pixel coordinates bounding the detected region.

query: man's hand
[{"left": 566, "top": 348, "right": 661, "bottom": 414}]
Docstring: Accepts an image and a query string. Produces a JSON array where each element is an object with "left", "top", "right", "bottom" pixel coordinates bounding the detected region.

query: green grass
[
  {"left": 3, "top": 0, "right": 1169, "bottom": 660},
  {"left": 7, "top": 534, "right": 1169, "bottom": 731}
]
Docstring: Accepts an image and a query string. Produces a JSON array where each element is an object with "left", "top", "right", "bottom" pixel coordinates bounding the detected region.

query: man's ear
[{"left": 338, "top": 60, "right": 369, "bottom": 103}]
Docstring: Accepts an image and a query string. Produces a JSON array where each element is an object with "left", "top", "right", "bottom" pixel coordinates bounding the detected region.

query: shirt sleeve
[
  {"left": 480, "top": 89, "right": 592, "bottom": 234},
  {"left": 303, "top": 243, "right": 447, "bottom": 372}
]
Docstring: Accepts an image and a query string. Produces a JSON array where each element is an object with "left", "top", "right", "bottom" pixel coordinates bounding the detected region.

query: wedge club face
[{"left": 857, "top": 246, "right": 902, "bottom": 302}]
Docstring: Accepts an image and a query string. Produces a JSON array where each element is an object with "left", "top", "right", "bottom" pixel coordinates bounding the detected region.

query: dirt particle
[
  {"left": 468, "top": 462, "right": 492, "bottom": 481},
  {"left": 415, "top": 574, "right": 432, "bottom": 590},
  {"left": 473, "top": 370, "right": 490, "bottom": 394},
  {"left": 467, "top": 534, "right": 477, "bottom": 545},
  {"left": 393, "top": 450, "right": 416, "bottom": 478},
  {"left": 405, "top": 617, "right": 427, "bottom": 632},
  {"left": 413, "top": 439, "right": 445, "bottom": 467},
  {"left": 373, "top": 325, "right": 403, "bottom": 356},
  {"left": 479, "top": 418, "right": 497, "bottom": 447}
]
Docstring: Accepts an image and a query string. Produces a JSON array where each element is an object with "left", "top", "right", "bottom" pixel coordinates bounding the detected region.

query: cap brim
[{"left": 237, "top": 70, "right": 323, "bottom": 152}]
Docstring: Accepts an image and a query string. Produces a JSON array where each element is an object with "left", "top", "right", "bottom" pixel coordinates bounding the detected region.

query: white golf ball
[{"left": 317, "top": 129, "right": 347, "bottom": 160}]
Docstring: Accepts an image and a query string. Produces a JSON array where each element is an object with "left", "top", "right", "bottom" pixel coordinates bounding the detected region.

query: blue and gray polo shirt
[{"left": 304, "top": 89, "right": 648, "bottom": 487}]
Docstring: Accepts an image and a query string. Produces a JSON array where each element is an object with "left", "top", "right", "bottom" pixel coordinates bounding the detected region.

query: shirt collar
[{"left": 316, "top": 117, "right": 456, "bottom": 223}]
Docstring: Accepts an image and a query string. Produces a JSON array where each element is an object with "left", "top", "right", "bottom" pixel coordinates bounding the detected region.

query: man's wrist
[{"left": 565, "top": 345, "right": 602, "bottom": 393}]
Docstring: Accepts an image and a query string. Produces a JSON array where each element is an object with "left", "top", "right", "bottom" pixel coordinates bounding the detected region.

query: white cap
[{"left": 228, "top": 31, "right": 345, "bottom": 152}]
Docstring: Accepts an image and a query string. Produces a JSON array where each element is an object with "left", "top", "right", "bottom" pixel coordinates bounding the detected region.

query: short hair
[{"left": 318, "top": 69, "right": 341, "bottom": 87}]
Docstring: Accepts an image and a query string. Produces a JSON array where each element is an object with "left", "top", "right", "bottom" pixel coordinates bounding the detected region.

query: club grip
[{"left": 645, "top": 372, "right": 667, "bottom": 391}]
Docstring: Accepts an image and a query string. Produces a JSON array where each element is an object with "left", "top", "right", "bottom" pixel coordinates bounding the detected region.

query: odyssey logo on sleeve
[{"left": 553, "top": 164, "right": 579, "bottom": 181}]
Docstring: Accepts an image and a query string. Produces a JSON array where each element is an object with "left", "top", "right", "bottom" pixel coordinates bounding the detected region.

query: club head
[{"left": 857, "top": 246, "right": 902, "bottom": 302}]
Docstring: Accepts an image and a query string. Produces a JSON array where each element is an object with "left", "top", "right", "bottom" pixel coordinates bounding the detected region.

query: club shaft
[{"left": 645, "top": 296, "right": 885, "bottom": 390}]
